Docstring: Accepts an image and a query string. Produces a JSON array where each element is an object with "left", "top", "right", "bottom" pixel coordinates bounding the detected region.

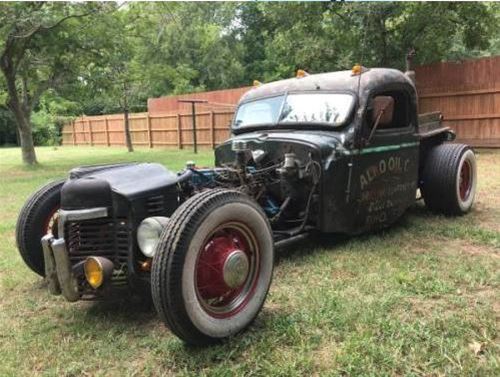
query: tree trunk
[
  {"left": 18, "top": 122, "right": 38, "bottom": 164},
  {"left": 123, "top": 105, "right": 134, "bottom": 153},
  {"left": 5, "top": 76, "right": 37, "bottom": 164},
  {"left": 1, "top": 57, "right": 38, "bottom": 165}
]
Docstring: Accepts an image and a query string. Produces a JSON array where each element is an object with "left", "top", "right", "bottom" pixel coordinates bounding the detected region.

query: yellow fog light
[{"left": 84, "top": 257, "right": 104, "bottom": 289}]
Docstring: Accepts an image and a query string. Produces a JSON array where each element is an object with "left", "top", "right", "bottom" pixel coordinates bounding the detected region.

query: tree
[
  {"left": 127, "top": 2, "right": 245, "bottom": 95},
  {"left": 1, "top": 2, "right": 497, "bottom": 154},
  {"left": 232, "top": 2, "right": 498, "bottom": 81},
  {"left": 0, "top": 2, "right": 111, "bottom": 164}
]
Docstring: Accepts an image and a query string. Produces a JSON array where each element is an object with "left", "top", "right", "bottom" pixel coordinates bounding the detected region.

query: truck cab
[{"left": 216, "top": 67, "right": 423, "bottom": 234}]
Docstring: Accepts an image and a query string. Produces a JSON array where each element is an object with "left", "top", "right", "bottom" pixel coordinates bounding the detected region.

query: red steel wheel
[
  {"left": 43, "top": 206, "right": 60, "bottom": 236},
  {"left": 195, "top": 222, "right": 259, "bottom": 318},
  {"left": 458, "top": 159, "right": 472, "bottom": 202},
  {"left": 152, "top": 189, "right": 274, "bottom": 345}
]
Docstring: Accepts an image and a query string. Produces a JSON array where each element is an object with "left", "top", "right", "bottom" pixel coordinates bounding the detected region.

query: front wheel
[
  {"left": 151, "top": 189, "right": 274, "bottom": 345},
  {"left": 16, "top": 180, "right": 64, "bottom": 276}
]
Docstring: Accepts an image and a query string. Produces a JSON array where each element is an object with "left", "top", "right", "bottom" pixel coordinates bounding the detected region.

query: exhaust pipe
[{"left": 405, "top": 48, "right": 416, "bottom": 85}]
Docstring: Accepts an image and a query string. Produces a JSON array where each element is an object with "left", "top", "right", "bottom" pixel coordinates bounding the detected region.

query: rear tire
[
  {"left": 16, "top": 180, "right": 64, "bottom": 276},
  {"left": 421, "top": 143, "right": 476, "bottom": 215},
  {"left": 151, "top": 189, "right": 274, "bottom": 345}
]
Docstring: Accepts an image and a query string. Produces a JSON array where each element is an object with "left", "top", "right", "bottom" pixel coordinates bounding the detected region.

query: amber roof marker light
[{"left": 296, "top": 69, "right": 309, "bottom": 78}]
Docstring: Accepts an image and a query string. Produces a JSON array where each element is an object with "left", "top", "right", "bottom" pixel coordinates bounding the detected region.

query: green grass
[{"left": 0, "top": 146, "right": 499, "bottom": 376}]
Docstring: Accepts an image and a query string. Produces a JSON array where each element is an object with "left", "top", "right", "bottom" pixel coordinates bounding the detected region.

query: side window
[{"left": 367, "top": 90, "right": 410, "bottom": 131}]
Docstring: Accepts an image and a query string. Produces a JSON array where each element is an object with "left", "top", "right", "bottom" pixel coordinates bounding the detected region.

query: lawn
[{"left": 0, "top": 146, "right": 498, "bottom": 376}]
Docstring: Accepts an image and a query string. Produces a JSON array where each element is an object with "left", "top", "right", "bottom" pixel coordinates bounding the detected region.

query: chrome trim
[
  {"left": 51, "top": 238, "right": 79, "bottom": 302},
  {"left": 42, "top": 235, "right": 60, "bottom": 295},
  {"left": 42, "top": 234, "right": 79, "bottom": 302},
  {"left": 42, "top": 207, "right": 108, "bottom": 302},
  {"left": 58, "top": 207, "right": 108, "bottom": 237}
]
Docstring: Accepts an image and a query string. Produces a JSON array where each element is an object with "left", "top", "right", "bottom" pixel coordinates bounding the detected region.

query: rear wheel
[
  {"left": 16, "top": 180, "right": 64, "bottom": 276},
  {"left": 421, "top": 144, "right": 477, "bottom": 215},
  {"left": 151, "top": 189, "right": 274, "bottom": 345}
]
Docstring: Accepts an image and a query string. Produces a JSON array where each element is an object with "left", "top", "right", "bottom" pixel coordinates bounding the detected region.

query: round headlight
[{"left": 137, "top": 217, "right": 169, "bottom": 258}]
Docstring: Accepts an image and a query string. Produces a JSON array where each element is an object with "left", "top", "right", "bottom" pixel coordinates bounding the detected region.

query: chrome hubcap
[{"left": 223, "top": 250, "right": 249, "bottom": 288}]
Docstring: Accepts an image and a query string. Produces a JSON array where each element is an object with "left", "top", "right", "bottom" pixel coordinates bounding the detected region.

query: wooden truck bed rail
[{"left": 417, "top": 111, "right": 454, "bottom": 139}]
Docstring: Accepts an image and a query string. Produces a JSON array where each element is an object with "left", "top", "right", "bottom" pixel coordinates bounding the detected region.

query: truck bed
[{"left": 417, "top": 111, "right": 452, "bottom": 139}]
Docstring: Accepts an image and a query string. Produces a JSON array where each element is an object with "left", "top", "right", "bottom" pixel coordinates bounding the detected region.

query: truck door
[{"left": 351, "top": 89, "right": 419, "bottom": 232}]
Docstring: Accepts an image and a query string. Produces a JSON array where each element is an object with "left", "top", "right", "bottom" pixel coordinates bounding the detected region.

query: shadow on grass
[
  {"left": 84, "top": 294, "right": 156, "bottom": 324},
  {"left": 80, "top": 292, "right": 284, "bottom": 366},
  {"left": 274, "top": 201, "right": 435, "bottom": 263},
  {"left": 71, "top": 201, "right": 450, "bottom": 358},
  {"left": 81, "top": 202, "right": 436, "bottom": 321}
]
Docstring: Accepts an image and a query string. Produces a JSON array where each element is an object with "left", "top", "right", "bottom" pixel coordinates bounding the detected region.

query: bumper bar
[{"left": 41, "top": 235, "right": 79, "bottom": 302}]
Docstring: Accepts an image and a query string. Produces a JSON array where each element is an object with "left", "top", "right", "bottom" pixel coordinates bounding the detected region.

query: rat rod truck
[{"left": 16, "top": 66, "right": 477, "bottom": 345}]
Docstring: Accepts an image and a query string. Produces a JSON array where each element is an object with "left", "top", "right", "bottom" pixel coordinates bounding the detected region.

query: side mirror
[{"left": 364, "top": 96, "right": 395, "bottom": 146}]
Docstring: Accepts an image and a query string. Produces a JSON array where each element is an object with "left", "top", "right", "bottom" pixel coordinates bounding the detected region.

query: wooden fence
[
  {"left": 415, "top": 55, "right": 500, "bottom": 147},
  {"left": 62, "top": 110, "right": 235, "bottom": 149},
  {"left": 147, "top": 86, "right": 250, "bottom": 114},
  {"left": 62, "top": 55, "right": 500, "bottom": 148}
]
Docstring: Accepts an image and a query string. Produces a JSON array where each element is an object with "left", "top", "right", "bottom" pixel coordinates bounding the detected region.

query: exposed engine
[{"left": 182, "top": 139, "right": 321, "bottom": 236}]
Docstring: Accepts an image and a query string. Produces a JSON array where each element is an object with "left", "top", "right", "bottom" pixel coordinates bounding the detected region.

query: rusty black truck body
[{"left": 17, "top": 66, "right": 476, "bottom": 345}]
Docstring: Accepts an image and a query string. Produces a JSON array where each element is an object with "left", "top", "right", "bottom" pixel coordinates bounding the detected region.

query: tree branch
[{"left": 12, "top": 10, "right": 97, "bottom": 40}]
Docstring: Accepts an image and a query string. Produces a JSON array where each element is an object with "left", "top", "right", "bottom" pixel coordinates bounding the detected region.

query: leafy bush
[
  {"left": 31, "top": 94, "right": 80, "bottom": 146},
  {"left": 0, "top": 107, "right": 17, "bottom": 146}
]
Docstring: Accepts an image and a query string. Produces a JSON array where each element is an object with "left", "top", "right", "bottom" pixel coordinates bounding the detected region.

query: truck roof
[{"left": 240, "top": 68, "right": 415, "bottom": 104}]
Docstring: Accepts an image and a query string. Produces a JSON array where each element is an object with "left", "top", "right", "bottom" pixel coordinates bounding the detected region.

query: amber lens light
[
  {"left": 84, "top": 257, "right": 104, "bottom": 289},
  {"left": 296, "top": 69, "right": 308, "bottom": 78},
  {"left": 352, "top": 64, "right": 362, "bottom": 75}
]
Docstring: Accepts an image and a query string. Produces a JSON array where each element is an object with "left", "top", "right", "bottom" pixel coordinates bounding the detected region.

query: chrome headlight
[{"left": 137, "top": 217, "right": 169, "bottom": 258}]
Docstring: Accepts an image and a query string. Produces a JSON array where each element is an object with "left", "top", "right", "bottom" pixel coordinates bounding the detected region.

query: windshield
[{"left": 233, "top": 93, "right": 354, "bottom": 129}]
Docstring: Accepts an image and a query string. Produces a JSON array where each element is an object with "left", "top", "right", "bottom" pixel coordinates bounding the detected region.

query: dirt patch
[
  {"left": 406, "top": 296, "right": 456, "bottom": 318},
  {"left": 473, "top": 151, "right": 500, "bottom": 232},
  {"left": 402, "top": 239, "right": 434, "bottom": 254},
  {"left": 312, "top": 338, "right": 339, "bottom": 372},
  {"left": 469, "top": 286, "right": 500, "bottom": 320},
  {"left": 439, "top": 239, "right": 499, "bottom": 258},
  {"left": 405, "top": 287, "right": 499, "bottom": 322},
  {"left": 472, "top": 201, "right": 500, "bottom": 233}
]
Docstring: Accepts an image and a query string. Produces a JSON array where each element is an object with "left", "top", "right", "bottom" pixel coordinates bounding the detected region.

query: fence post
[
  {"left": 147, "top": 113, "right": 153, "bottom": 148},
  {"left": 177, "top": 113, "right": 182, "bottom": 149},
  {"left": 72, "top": 120, "right": 76, "bottom": 145},
  {"left": 210, "top": 111, "right": 215, "bottom": 149},
  {"left": 88, "top": 119, "right": 93, "bottom": 146},
  {"left": 105, "top": 117, "right": 110, "bottom": 147}
]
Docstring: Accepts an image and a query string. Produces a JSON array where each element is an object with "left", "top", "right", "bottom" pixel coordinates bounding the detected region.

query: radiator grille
[
  {"left": 146, "top": 195, "right": 165, "bottom": 216},
  {"left": 65, "top": 217, "right": 129, "bottom": 294}
]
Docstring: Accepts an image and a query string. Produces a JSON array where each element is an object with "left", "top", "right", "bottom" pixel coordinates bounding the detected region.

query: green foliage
[
  {"left": 233, "top": 1, "right": 499, "bottom": 81},
  {"left": 0, "top": 106, "right": 16, "bottom": 145},
  {"left": 31, "top": 93, "right": 79, "bottom": 146},
  {"left": 0, "top": 2, "right": 499, "bottom": 146}
]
